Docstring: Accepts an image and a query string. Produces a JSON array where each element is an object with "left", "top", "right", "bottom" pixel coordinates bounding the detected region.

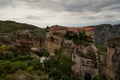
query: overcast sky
[{"left": 0, "top": 0, "right": 120, "bottom": 28}]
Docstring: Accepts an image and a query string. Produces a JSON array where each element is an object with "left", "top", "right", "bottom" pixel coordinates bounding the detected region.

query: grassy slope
[{"left": 0, "top": 20, "right": 39, "bottom": 33}]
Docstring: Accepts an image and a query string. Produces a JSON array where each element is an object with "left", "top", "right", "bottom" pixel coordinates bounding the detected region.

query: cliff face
[
  {"left": 45, "top": 25, "right": 99, "bottom": 79},
  {"left": 44, "top": 27, "right": 66, "bottom": 56},
  {"left": 105, "top": 37, "right": 120, "bottom": 80},
  {"left": 92, "top": 24, "right": 120, "bottom": 46},
  {"left": 63, "top": 39, "right": 98, "bottom": 79}
]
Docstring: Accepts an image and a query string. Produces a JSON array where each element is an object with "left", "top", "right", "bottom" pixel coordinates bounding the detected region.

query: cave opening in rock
[{"left": 84, "top": 73, "right": 92, "bottom": 80}]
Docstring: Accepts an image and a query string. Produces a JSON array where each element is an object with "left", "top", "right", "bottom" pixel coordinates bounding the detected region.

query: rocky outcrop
[
  {"left": 45, "top": 25, "right": 99, "bottom": 79},
  {"left": 44, "top": 27, "right": 66, "bottom": 56},
  {"left": 11, "top": 30, "right": 42, "bottom": 51},
  {"left": 105, "top": 37, "right": 120, "bottom": 80},
  {"left": 62, "top": 35, "right": 98, "bottom": 80}
]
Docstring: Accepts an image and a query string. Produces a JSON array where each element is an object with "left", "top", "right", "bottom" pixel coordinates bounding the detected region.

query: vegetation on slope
[
  {"left": 0, "top": 44, "right": 74, "bottom": 80},
  {"left": 0, "top": 20, "right": 39, "bottom": 33}
]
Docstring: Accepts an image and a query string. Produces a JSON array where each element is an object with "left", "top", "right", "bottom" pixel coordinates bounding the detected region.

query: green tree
[
  {"left": 0, "top": 44, "right": 8, "bottom": 51},
  {"left": 44, "top": 49, "right": 74, "bottom": 80},
  {"left": 0, "top": 60, "right": 13, "bottom": 74}
]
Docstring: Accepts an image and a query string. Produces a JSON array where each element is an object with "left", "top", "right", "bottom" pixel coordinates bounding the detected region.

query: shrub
[
  {"left": 12, "top": 61, "right": 27, "bottom": 71},
  {"left": 93, "top": 75, "right": 100, "bottom": 80},
  {"left": 26, "top": 66, "right": 34, "bottom": 73},
  {"left": 96, "top": 45, "right": 104, "bottom": 55},
  {"left": 0, "top": 44, "right": 8, "bottom": 51},
  {"left": 30, "top": 57, "right": 41, "bottom": 69},
  {"left": 44, "top": 49, "right": 74, "bottom": 80},
  {"left": 12, "top": 55, "right": 33, "bottom": 61},
  {"left": 0, "top": 60, "right": 13, "bottom": 74},
  {"left": 58, "top": 54, "right": 73, "bottom": 75},
  {"left": 2, "top": 51, "right": 14, "bottom": 60},
  {"left": 5, "top": 75, "right": 15, "bottom": 80},
  {"left": 82, "top": 40, "right": 89, "bottom": 46},
  {"left": 64, "top": 31, "right": 89, "bottom": 46},
  {"left": 43, "top": 49, "right": 50, "bottom": 57}
]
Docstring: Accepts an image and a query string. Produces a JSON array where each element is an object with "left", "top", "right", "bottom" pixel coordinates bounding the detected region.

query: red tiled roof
[{"left": 49, "top": 26, "right": 94, "bottom": 31}]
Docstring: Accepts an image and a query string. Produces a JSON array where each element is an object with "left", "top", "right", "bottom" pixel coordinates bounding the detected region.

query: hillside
[
  {"left": 0, "top": 20, "right": 39, "bottom": 33},
  {"left": 91, "top": 24, "right": 120, "bottom": 46}
]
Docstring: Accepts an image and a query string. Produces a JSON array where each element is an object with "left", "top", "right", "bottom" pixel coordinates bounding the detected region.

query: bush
[
  {"left": 0, "top": 44, "right": 8, "bottom": 51},
  {"left": 64, "top": 31, "right": 89, "bottom": 46},
  {"left": 26, "top": 66, "right": 34, "bottom": 73},
  {"left": 44, "top": 49, "right": 74, "bottom": 80},
  {"left": 96, "top": 45, "right": 104, "bottom": 55},
  {"left": 82, "top": 40, "right": 89, "bottom": 46},
  {"left": 12, "top": 55, "right": 33, "bottom": 61},
  {"left": 43, "top": 49, "right": 50, "bottom": 57},
  {"left": 0, "top": 60, "right": 13, "bottom": 74},
  {"left": 5, "top": 75, "right": 15, "bottom": 80},
  {"left": 58, "top": 54, "right": 73, "bottom": 75},
  {"left": 30, "top": 57, "right": 41, "bottom": 69},
  {"left": 2, "top": 51, "right": 14, "bottom": 60},
  {"left": 93, "top": 75, "right": 100, "bottom": 80},
  {"left": 12, "top": 61, "right": 27, "bottom": 71},
  {"left": 0, "top": 37, "right": 9, "bottom": 44}
]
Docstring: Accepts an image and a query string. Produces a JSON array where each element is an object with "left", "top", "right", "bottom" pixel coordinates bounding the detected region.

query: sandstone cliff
[
  {"left": 45, "top": 25, "right": 99, "bottom": 79},
  {"left": 105, "top": 37, "right": 120, "bottom": 80}
]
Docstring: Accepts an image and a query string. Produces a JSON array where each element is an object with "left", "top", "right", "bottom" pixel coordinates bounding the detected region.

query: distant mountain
[
  {"left": 91, "top": 24, "right": 120, "bottom": 46},
  {"left": 0, "top": 20, "right": 39, "bottom": 33}
]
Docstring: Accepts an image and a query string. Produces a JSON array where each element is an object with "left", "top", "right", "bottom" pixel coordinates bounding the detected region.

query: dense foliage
[
  {"left": 0, "top": 45, "right": 42, "bottom": 79},
  {"left": 64, "top": 31, "right": 89, "bottom": 46},
  {"left": 0, "top": 44, "right": 75, "bottom": 80},
  {"left": 44, "top": 49, "right": 74, "bottom": 80}
]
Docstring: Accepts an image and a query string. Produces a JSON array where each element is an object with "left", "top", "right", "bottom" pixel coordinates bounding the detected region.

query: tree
[
  {"left": 0, "top": 44, "right": 8, "bottom": 51},
  {"left": 12, "top": 61, "right": 27, "bottom": 72},
  {"left": 44, "top": 49, "right": 74, "bottom": 80}
]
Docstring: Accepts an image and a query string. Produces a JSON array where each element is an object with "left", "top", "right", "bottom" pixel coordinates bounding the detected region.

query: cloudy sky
[{"left": 0, "top": 0, "right": 120, "bottom": 27}]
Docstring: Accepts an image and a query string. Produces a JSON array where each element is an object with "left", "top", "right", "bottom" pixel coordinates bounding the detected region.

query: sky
[{"left": 0, "top": 0, "right": 120, "bottom": 28}]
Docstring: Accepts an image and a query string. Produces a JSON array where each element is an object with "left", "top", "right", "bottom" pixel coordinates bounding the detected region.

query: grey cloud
[
  {"left": 2, "top": 0, "right": 119, "bottom": 13},
  {"left": 104, "top": 15, "right": 116, "bottom": 19},
  {"left": 19, "top": 0, "right": 120, "bottom": 13},
  {"left": 26, "top": 15, "right": 42, "bottom": 20},
  {"left": 109, "top": 6, "right": 120, "bottom": 11},
  {"left": 0, "top": 0, "right": 14, "bottom": 8},
  {"left": 81, "top": 16, "right": 99, "bottom": 20},
  {"left": 0, "top": 0, "right": 120, "bottom": 27},
  {"left": 64, "top": 0, "right": 120, "bottom": 12}
]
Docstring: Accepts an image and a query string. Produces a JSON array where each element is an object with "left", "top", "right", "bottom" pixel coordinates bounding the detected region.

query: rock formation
[
  {"left": 105, "top": 37, "right": 120, "bottom": 80},
  {"left": 45, "top": 25, "right": 99, "bottom": 79},
  {"left": 11, "top": 30, "right": 42, "bottom": 51}
]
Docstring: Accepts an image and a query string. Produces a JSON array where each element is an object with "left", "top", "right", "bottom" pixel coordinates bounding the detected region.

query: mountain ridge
[
  {"left": 0, "top": 20, "right": 120, "bottom": 46},
  {"left": 0, "top": 20, "right": 40, "bottom": 33}
]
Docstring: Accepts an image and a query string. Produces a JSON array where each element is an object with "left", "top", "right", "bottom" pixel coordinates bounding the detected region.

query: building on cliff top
[{"left": 49, "top": 25, "right": 94, "bottom": 32}]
